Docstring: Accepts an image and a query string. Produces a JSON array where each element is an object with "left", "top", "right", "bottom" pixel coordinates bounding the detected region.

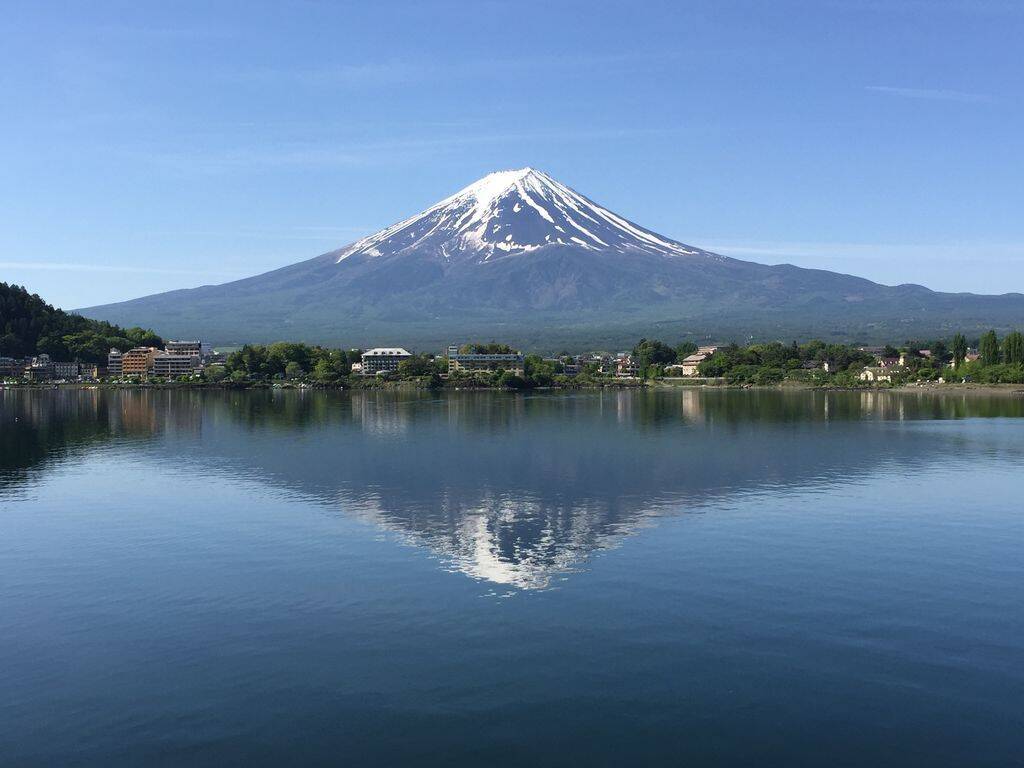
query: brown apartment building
[{"left": 120, "top": 347, "right": 160, "bottom": 376}]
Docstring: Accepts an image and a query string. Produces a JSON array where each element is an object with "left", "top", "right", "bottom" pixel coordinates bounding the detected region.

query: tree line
[{"left": 0, "top": 282, "right": 162, "bottom": 364}]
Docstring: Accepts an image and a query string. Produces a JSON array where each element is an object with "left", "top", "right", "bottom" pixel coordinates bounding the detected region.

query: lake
[{"left": 2, "top": 387, "right": 1023, "bottom": 766}]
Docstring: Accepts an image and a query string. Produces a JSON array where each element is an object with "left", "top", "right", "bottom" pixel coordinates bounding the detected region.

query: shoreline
[{"left": 5, "top": 380, "right": 1024, "bottom": 397}]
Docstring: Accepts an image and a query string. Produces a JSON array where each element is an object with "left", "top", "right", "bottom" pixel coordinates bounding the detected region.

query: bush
[{"left": 498, "top": 371, "right": 527, "bottom": 389}]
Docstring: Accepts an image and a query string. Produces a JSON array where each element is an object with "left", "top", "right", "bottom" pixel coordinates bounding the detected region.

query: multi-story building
[
  {"left": 361, "top": 348, "right": 412, "bottom": 375},
  {"left": 165, "top": 340, "right": 203, "bottom": 357},
  {"left": 25, "top": 354, "right": 54, "bottom": 381},
  {"left": 120, "top": 347, "right": 159, "bottom": 376},
  {"left": 446, "top": 345, "right": 525, "bottom": 376},
  {"left": 107, "top": 349, "right": 124, "bottom": 376},
  {"left": 152, "top": 353, "right": 200, "bottom": 377},
  {"left": 0, "top": 357, "right": 25, "bottom": 377},
  {"left": 151, "top": 340, "right": 203, "bottom": 376},
  {"left": 52, "top": 361, "right": 80, "bottom": 378}
]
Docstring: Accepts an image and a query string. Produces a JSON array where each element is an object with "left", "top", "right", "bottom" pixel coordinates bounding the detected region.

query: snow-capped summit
[{"left": 336, "top": 167, "right": 714, "bottom": 265}]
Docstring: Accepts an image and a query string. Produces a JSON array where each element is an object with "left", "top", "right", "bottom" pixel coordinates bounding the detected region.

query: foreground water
[{"left": 2, "top": 388, "right": 1022, "bottom": 766}]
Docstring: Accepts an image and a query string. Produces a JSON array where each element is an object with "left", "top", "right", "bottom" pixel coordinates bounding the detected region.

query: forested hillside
[{"left": 0, "top": 282, "right": 162, "bottom": 363}]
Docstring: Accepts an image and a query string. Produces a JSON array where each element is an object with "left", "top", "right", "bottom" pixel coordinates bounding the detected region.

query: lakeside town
[
  {"left": 4, "top": 331, "right": 1024, "bottom": 390},
  {"left": 4, "top": 283, "right": 1022, "bottom": 390}
]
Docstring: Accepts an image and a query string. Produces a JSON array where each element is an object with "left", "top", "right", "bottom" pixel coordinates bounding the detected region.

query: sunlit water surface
[{"left": 2, "top": 388, "right": 1023, "bottom": 766}]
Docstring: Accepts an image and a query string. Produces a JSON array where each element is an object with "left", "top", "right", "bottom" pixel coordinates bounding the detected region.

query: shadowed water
[{"left": 2, "top": 388, "right": 1023, "bottom": 766}]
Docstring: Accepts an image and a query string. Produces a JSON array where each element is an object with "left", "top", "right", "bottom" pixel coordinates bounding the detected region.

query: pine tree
[
  {"left": 951, "top": 333, "right": 967, "bottom": 368},
  {"left": 979, "top": 330, "right": 1001, "bottom": 366},
  {"left": 1003, "top": 330, "right": 1024, "bottom": 365}
]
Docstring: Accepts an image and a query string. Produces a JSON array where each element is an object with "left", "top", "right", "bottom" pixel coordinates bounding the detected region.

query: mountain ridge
[{"left": 79, "top": 168, "right": 1024, "bottom": 349}]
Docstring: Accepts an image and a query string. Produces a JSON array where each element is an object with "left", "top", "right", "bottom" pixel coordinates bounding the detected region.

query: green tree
[
  {"left": 979, "top": 330, "right": 1001, "bottom": 366},
  {"left": 312, "top": 357, "right": 339, "bottom": 382},
  {"left": 460, "top": 342, "right": 515, "bottom": 354},
  {"left": 0, "top": 282, "right": 163, "bottom": 363},
  {"left": 675, "top": 341, "right": 698, "bottom": 360},
  {"left": 1002, "top": 331, "right": 1024, "bottom": 365},
  {"left": 524, "top": 354, "right": 561, "bottom": 386},
  {"left": 397, "top": 354, "right": 439, "bottom": 378},
  {"left": 204, "top": 365, "right": 228, "bottom": 383},
  {"left": 697, "top": 346, "right": 738, "bottom": 377},
  {"left": 951, "top": 333, "right": 967, "bottom": 368},
  {"left": 632, "top": 338, "right": 677, "bottom": 368},
  {"left": 497, "top": 371, "right": 527, "bottom": 389},
  {"left": 285, "top": 361, "right": 304, "bottom": 379}
]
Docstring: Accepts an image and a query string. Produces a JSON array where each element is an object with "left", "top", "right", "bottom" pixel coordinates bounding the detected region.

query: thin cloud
[
  {"left": 865, "top": 85, "right": 992, "bottom": 103},
  {"left": 118, "top": 126, "right": 680, "bottom": 172},
  {"left": 0, "top": 261, "right": 246, "bottom": 277},
  {"left": 698, "top": 239, "right": 1024, "bottom": 263},
  {"left": 238, "top": 52, "right": 680, "bottom": 88}
]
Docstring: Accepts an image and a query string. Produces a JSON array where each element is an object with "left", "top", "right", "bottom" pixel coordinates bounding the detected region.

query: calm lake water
[{"left": 2, "top": 387, "right": 1023, "bottom": 766}]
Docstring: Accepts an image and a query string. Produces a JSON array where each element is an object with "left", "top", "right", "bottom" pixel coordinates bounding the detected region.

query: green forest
[{"left": 0, "top": 282, "right": 163, "bottom": 363}]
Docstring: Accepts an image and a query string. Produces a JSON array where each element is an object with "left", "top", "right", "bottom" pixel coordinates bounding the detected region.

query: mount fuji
[{"left": 81, "top": 168, "right": 1024, "bottom": 348}]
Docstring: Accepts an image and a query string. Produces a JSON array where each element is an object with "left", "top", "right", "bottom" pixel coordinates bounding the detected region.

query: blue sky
[{"left": 2, "top": 0, "right": 1022, "bottom": 309}]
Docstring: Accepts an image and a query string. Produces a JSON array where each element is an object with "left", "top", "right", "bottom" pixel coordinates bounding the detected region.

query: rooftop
[{"left": 363, "top": 348, "right": 412, "bottom": 357}]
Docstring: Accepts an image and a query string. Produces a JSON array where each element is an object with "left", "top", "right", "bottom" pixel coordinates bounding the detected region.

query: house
[
  {"left": 615, "top": 354, "right": 639, "bottom": 378},
  {"left": 446, "top": 345, "right": 524, "bottom": 376},
  {"left": 897, "top": 350, "right": 935, "bottom": 366},
  {"left": 361, "top": 347, "right": 412, "bottom": 376},
  {"left": 679, "top": 354, "right": 705, "bottom": 376},
  {"left": 877, "top": 356, "right": 900, "bottom": 368},
  {"left": 589, "top": 355, "right": 615, "bottom": 375},
  {"left": 663, "top": 363, "right": 687, "bottom": 376},
  {"left": 675, "top": 348, "right": 716, "bottom": 377},
  {"left": 859, "top": 367, "right": 893, "bottom": 383}
]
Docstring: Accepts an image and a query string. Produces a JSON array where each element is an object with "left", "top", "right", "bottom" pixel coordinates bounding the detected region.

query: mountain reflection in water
[{"left": 3, "top": 387, "right": 1022, "bottom": 589}]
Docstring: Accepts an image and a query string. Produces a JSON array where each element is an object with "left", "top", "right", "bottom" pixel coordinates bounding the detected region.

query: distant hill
[
  {"left": 0, "top": 282, "right": 162, "bottom": 363},
  {"left": 79, "top": 169, "right": 1024, "bottom": 350}
]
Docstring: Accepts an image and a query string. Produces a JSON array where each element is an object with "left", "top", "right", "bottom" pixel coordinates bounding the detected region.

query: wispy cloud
[
  {"left": 0, "top": 261, "right": 246, "bottom": 277},
  {"left": 699, "top": 239, "right": 1024, "bottom": 261},
  {"left": 117, "top": 126, "right": 680, "bottom": 172},
  {"left": 865, "top": 85, "right": 992, "bottom": 103},
  {"left": 695, "top": 239, "right": 1024, "bottom": 293},
  {"left": 237, "top": 52, "right": 680, "bottom": 89},
  {"left": 699, "top": 239, "right": 900, "bottom": 261}
]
